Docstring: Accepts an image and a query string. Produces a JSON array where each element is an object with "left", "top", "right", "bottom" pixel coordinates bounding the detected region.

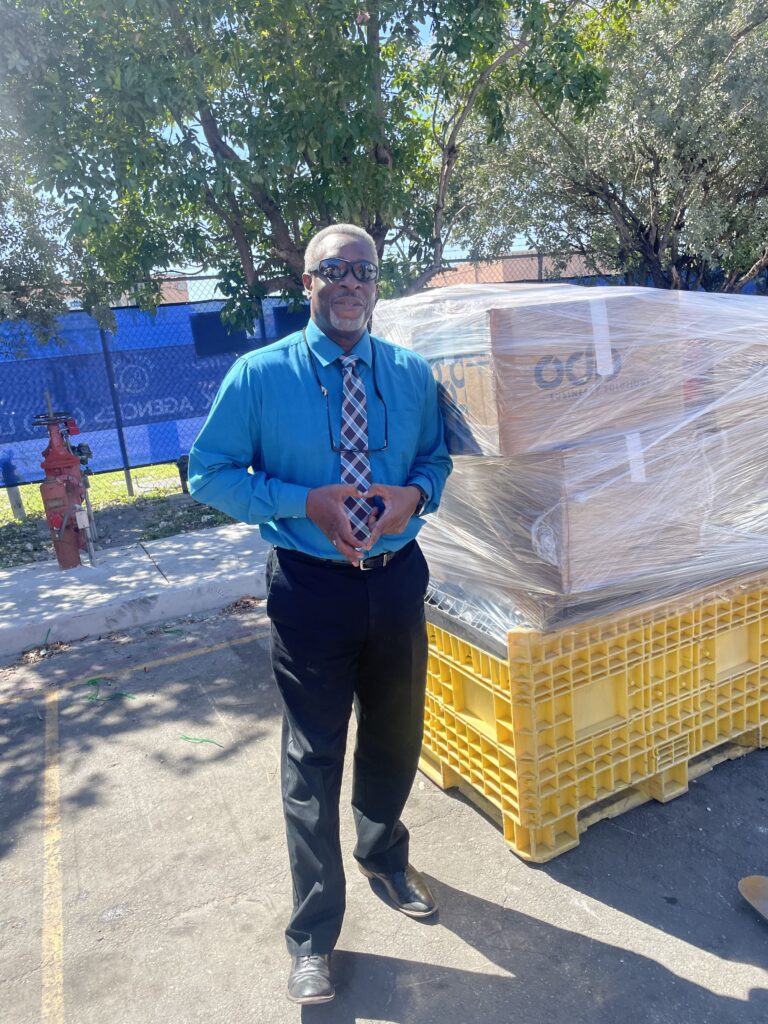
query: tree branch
[
  {"left": 430, "top": 36, "right": 528, "bottom": 276},
  {"left": 406, "top": 262, "right": 454, "bottom": 293},
  {"left": 198, "top": 106, "right": 241, "bottom": 162},
  {"left": 729, "top": 4, "right": 768, "bottom": 46},
  {"left": 366, "top": 3, "right": 393, "bottom": 168},
  {"left": 203, "top": 188, "right": 257, "bottom": 286},
  {"left": 259, "top": 274, "right": 301, "bottom": 294},
  {"left": 566, "top": 175, "right": 669, "bottom": 287},
  {"left": 196, "top": 100, "right": 302, "bottom": 273},
  {"left": 165, "top": 1, "right": 303, "bottom": 275},
  {"left": 734, "top": 246, "right": 768, "bottom": 290}
]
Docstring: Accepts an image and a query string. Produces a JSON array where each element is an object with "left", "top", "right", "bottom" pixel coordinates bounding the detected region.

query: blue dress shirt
[{"left": 188, "top": 319, "right": 453, "bottom": 558}]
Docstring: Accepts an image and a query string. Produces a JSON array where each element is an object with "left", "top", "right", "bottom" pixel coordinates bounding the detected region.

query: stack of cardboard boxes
[{"left": 374, "top": 284, "right": 768, "bottom": 632}]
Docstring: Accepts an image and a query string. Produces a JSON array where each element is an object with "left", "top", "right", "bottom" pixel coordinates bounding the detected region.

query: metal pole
[
  {"left": 99, "top": 328, "right": 134, "bottom": 497},
  {"left": 7, "top": 487, "right": 25, "bottom": 519},
  {"left": 256, "top": 304, "right": 267, "bottom": 347},
  {"left": 1, "top": 455, "right": 25, "bottom": 519},
  {"left": 82, "top": 517, "right": 97, "bottom": 566},
  {"left": 82, "top": 473, "right": 99, "bottom": 539}
]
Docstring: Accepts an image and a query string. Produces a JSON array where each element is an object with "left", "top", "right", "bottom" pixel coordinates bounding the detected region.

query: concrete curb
[
  {"left": 6, "top": 571, "right": 266, "bottom": 660},
  {"left": 0, "top": 523, "right": 268, "bottom": 663}
]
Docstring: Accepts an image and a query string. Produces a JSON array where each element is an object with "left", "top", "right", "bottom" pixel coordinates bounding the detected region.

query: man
[{"left": 188, "top": 224, "right": 452, "bottom": 1005}]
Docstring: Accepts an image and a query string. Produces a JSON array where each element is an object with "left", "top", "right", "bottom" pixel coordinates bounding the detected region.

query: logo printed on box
[
  {"left": 534, "top": 349, "right": 622, "bottom": 390},
  {"left": 430, "top": 355, "right": 488, "bottom": 413}
]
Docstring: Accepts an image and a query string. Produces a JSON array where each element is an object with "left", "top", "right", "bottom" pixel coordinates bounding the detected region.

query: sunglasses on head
[{"left": 307, "top": 257, "right": 380, "bottom": 283}]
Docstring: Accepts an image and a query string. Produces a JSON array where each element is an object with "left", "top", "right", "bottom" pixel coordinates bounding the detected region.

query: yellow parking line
[
  {"left": 31, "top": 626, "right": 269, "bottom": 1020},
  {"left": 0, "top": 630, "right": 270, "bottom": 706},
  {"left": 114, "top": 631, "right": 270, "bottom": 679},
  {"left": 42, "top": 686, "right": 64, "bottom": 1024}
]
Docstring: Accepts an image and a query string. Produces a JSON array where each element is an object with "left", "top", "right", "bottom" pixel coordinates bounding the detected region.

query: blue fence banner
[{"left": 0, "top": 297, "right": 309, "bottom": 486}]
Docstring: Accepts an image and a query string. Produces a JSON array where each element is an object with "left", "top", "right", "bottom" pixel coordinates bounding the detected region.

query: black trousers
[{"left": 265, "top": 541, "right": 429, "bottom": 956}]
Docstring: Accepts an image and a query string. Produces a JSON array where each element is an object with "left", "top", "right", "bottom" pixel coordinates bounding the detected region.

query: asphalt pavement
[{"left": 0, "top": 529, "right": 766, "bottom": 1023}]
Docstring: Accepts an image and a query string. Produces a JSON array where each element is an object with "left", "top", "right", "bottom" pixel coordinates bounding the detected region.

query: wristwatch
[{"left": 411, "top": 484, "right": 429, "bottom": 517}]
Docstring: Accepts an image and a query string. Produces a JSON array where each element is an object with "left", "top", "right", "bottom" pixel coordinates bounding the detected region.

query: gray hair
[{"left": 304, "top": 224, "right": 378, "bottom": 274}]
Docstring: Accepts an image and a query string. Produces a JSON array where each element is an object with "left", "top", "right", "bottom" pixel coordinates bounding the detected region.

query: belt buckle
[{"left": 359, "top": 551, "right": 392, "bottom": 571}]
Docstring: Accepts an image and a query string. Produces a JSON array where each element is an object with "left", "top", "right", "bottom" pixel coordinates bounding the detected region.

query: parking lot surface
[{"left": 1, "top": 604, "right": 767, "bottom": 1024}]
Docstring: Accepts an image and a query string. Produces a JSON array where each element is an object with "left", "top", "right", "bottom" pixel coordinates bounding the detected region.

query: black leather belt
[{"left": 276, "top": 541, "right": 413, "bottom": 572}]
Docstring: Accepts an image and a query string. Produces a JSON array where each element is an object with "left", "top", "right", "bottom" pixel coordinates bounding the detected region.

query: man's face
[{"left": 302, "top": 235, "right": 378, "bottom": 346}]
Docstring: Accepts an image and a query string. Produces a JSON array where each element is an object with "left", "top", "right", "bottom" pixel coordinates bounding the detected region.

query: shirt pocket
[{"left": 386, "top": 401, "right": 424, "bottom": 474}]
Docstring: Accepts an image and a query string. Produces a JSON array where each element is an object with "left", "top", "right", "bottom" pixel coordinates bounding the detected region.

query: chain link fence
[
  {"left": 0, "top": 277, "right": 308, "bottom": 490},
  {"left": 427, "top": 251, "right": 595, "bottom": 288},
  {"left": 0, "top": 252, "right": 601, "bottom": 495}
]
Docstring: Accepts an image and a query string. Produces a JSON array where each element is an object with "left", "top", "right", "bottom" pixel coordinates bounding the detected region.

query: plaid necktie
[{"left": 339, "top": 354, "right": 372, "bottom": 543}]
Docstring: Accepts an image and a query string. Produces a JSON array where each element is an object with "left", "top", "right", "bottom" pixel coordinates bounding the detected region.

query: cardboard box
[
  {"left": 428, "top": 292, "right": 689, "bottom": 455},
  {"left": 671, "top": 291, "right": 768, "bottom": 431},
  {"left": 702, "top": 417, "right": 768, "bottom": 540},
  {"left": 531, "top": 430, "right": 710, "bottom": 593},
  {"left": 376, "top": 282, "right": 688, "bottom": 454},
  {"left": 494, "top": 297, "right": 689, "bottom": 454},
  {"left": 428, "top": 426, "right": 710, "bottom": 601},
  {"left": 711, "top": 346, "right": 768, "bottom": 433}
]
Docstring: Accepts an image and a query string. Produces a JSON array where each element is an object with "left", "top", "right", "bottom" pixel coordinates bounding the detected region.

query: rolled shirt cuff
[
  {"left": 265, "top": 482, "right": 311, "bottom": 521},
  {"left": 406, "top": 475, "right": 433, "bottom": 512}
]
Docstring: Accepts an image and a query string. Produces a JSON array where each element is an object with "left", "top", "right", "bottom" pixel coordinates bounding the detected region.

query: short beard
[{"left": 329, "top": 307, "right": 370, "bottom": 334}]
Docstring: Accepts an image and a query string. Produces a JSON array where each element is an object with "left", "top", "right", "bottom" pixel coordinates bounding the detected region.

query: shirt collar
[{"left": 305, "top": 318, "right": 372, "bottom": 368}]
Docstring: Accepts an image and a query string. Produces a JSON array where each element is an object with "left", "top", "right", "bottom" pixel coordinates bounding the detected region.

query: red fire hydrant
[{"left": 34, "top": 410, "right": 90, "bottom": 570}]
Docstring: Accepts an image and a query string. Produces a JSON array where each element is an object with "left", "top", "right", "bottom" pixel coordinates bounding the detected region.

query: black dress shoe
[
  {"left": 286, "top": 953, "right": 335, "bottom": 1005},
  {"left": 358, "top": 862, "right": 438, "bottom": 918}
]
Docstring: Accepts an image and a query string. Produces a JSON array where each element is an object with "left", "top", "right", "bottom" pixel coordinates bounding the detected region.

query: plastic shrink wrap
[{"left": 372, "top": 284, "right": 768, "bottom": 641}]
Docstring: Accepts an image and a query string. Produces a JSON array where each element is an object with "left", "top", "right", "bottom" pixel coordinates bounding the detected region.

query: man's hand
[
  {"left": 306, "top": 484, "right": 368, "bottom": 565},
  {"left": 364, "top": 484, "right": 421, "bottom": 550}
]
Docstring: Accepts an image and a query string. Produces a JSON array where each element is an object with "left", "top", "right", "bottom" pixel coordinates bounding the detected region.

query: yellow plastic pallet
[{"left": 420, "top": 578, "right": 768, "bottom": 862}]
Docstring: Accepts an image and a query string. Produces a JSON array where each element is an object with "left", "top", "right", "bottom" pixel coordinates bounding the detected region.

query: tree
[
  {"left": 0, "top": 127, "right": 122, "bottom": 353},
  {"left": 0, "top": 1, "right": 639, "bottom": 321},
  {"left": 0, "top": 130, "right": 74, "bottom": 348},
  {"left": 455, "top": 0, "right": 768, "bottom": 292}
]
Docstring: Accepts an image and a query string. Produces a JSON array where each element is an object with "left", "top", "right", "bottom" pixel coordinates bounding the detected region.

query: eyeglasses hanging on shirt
[{"left": 302, "top": 329, "right": 389, "bottom": 453}]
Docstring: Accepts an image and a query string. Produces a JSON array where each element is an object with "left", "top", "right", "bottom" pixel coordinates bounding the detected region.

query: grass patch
[
  {"left": 0, "top": 463, "right": 236, "bottom": 570},
  {"left": 138, "top": 501, "right": 232, "bottom": 541},
  {"left": 0, "top": 462, "right": 183, "bottom": 526}
]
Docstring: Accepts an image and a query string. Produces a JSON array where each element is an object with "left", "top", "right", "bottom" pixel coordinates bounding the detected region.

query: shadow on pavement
[
  {"left": 0, "top": 611, "right": 280, "bottom": 860},
  {"left": 299, "top": 880, "right": 768, "bottom": 1023},
  {"left": 534, "top": 749, "right": 768, "bottom": 969}
]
